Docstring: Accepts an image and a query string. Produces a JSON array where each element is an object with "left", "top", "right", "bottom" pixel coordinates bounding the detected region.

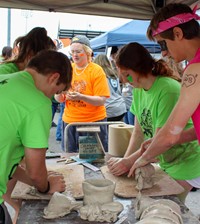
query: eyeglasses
[
  {"left": 158, "top": 40, "right": 168, "bottom": 52},
  {"left": 69, "top": 50, "right": 84, "bottom": 55}
]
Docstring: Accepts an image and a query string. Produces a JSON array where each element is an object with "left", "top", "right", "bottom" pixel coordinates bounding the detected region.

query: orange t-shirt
[{"left": 63, "top": 62, "right": 110, "bottom": 123}]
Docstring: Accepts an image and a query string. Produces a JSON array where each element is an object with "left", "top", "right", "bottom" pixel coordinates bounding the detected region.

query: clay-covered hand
[
  {"left": 48, "top": 173, "right": 66, "bottom": 194},
  {"left": 107, "top": 157, "right": 132, "bottom": 176},
  {"left": 128, "top": 156, "right": 150, "bottom": 178}
]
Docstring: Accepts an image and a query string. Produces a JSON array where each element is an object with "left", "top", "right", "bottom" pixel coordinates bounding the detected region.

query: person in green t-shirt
[
  {"left": 0, "top": 27, "right": 57, "bottom": 223},
  {"left": 0, "top": 27, "right": 56, "bottom": 75},
  {"left": 0, "top": 50, "right": 72, "bottom": 223},
  {"left": 107, "top": 42, "right": 200, "bottom": 203}
]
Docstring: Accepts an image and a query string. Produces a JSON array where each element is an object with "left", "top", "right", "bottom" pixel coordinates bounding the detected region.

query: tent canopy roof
[
  {"left": 90, "top": 20, "right": 153, "bottom": 50},
  {"left": 1, "top": 0, "right": 199, "bottom": 20},
  {"left": 90, "top": 20, "right": 160, "bottom": 52}
]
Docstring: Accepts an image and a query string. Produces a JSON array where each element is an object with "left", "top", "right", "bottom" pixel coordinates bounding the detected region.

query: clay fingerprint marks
[
  {"left": 100, "top": 165, "right": 184, "bottom": 198},
  {"left": 135, "top": 164, "right": 155, "bottom": 191},
  {"left": 134, "top": 196, "right": 183, "bottom": 224}
]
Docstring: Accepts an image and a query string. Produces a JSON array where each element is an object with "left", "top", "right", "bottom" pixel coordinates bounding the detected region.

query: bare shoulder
[{"left": 182, "top": 63, "right": 200, "bottom": 88}]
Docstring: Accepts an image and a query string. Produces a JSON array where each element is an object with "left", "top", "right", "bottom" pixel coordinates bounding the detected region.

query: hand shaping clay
[
  {"left": 135, "top": 164, "right": 155, "bottom": 190},
  {"left": 43, "top": 192, "right": 82, "bottom": 219}
]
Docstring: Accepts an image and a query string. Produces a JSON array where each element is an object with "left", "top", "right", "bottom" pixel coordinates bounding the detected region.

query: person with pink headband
[
  {"left": 125, "top": 3, "right": 200, "bottom": 201},
  {"left": 152, "top": 5, "right": 200, "bottom": 37}
]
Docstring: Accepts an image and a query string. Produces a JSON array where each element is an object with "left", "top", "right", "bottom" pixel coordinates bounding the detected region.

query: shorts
[
  {"left": 186, "top": 176, "right": 200, "bottom": 188},
  {"left": 0, "top": 203, "right": 12, "bottom": 224}
]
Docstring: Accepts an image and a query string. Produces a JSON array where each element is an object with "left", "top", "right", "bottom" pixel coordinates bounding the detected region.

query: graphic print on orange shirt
[{"left": 69, "top": 79, "right": 87, "bottom": 108}]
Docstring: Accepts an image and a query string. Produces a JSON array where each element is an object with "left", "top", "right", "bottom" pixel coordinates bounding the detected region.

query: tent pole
[{"left": 105, "top": 45, "right": 108, "bottom": 54}]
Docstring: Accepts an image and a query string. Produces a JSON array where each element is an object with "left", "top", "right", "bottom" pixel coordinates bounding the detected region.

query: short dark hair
[{"left": 27, "top": 50, "right": 72, "bottom": 90}]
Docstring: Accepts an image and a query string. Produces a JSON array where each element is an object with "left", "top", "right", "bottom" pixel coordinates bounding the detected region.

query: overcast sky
[{"left": 0, "top": 8, "right": 131, "bottom": 51}]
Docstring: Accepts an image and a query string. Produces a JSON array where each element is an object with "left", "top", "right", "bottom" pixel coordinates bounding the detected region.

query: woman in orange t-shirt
[{"left": 55, "top": 35, "right": 110, "bottom": 152}]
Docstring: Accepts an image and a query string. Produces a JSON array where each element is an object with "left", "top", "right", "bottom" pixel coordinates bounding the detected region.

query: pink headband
[{"left": 152, "top": 5, "right": 200, "bottom": 36}]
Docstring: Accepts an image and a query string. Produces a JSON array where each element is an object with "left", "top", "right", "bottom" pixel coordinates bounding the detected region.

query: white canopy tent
[{"left": 0, "top": 0, "right": 199, "bottom": 20}]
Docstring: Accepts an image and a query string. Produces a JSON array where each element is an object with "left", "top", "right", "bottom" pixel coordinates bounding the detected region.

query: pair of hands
[
  {"left": 46, "top": 171, "right": 66, "bottom": 194},
  {"left": 107, "top": 156, "right": 149, "bottom": 177},
  {"left": 66, "top": 91, "right": 81, "bottom": 101},
  {"left": 107, "top": 138, "right": 155, "bottom": 177}
]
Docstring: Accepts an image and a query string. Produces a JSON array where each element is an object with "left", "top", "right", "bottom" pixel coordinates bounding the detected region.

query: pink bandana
[{"left": 152, "top": 5, "right": 200, "bottom": 36}]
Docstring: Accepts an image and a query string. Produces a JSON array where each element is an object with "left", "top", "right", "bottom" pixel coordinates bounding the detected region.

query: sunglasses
[
  {"left": 69, "top": 50, "right": 84, "bottom": 55},
  {"left": 158, "top": 40, "right": 168, "bottom": 52}
]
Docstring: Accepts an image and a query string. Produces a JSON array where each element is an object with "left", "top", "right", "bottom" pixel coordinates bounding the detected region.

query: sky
[{"left": 0, "top": 8, "right": 132, "bottom": 51}]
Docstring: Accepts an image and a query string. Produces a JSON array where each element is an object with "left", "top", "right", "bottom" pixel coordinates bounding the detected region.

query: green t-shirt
[
  {"left": 131, "top": 77, "right": 200, "bottom": 180},
  {"left": 0, "top": 62, "right": 19, "bottom": 74},
  {"left": 0, "top": 71, "right": 52, "bottom": 203}
]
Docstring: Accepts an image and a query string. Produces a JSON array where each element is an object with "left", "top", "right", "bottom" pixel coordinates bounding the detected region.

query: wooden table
[{"left": 16, "top": 157, "right": 200, "bottom": 224}]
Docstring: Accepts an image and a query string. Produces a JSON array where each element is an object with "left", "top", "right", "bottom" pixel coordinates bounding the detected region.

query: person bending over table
[
  {"left": 107, "top": 41, "right": 200, "bottom": 203},
  {"left": 0, "top": 50, "right": 72, "bottom": 223}
]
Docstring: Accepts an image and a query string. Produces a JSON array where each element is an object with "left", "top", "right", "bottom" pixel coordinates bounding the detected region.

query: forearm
[
  {"left": 176, "top": 127, "right": 197, "bottom": 144},
  {"left": 142, "top": 128, "right": 178, "bottom": 161},
  {"left": 79, "top": 94, "right": 106, "bottom": 106},
  {"left": 27, "top": 168, "right": 49, "bottom": 193},
  {"left": 124, "top": 134, "right": 143, "bottom": 157},
  {"left": 25, "top": 148, "right": 49, "bottom": 193},
  {"left": 124, "top": 120, "right": 144, "bottom": 157},
  {"left": 12, "top": 165, "right": 34, "bottom": 186},
  {"left": 126, "top": 150, "right": 142, "bottom": 165}
]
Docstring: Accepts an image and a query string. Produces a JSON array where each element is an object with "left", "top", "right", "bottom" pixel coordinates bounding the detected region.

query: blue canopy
[{"left": 90, "top": 20, "right": 160, "bottom": 53}]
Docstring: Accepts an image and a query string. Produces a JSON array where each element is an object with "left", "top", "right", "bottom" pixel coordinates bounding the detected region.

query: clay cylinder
[
  {"left": 108, "top": 124, "right": 134, "bottom": 157},
  {"left": 82, "top": 179, "right": 115, "bottom": 205}
]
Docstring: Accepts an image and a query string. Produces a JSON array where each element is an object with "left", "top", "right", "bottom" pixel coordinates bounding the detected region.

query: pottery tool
[{"left": 69, "top": 155, "right": 100, "bottom": 171}]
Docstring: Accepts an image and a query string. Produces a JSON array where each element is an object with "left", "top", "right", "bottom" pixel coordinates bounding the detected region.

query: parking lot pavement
[{"left": 185, "top": 190, "right": 200, "bottom": 220}]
